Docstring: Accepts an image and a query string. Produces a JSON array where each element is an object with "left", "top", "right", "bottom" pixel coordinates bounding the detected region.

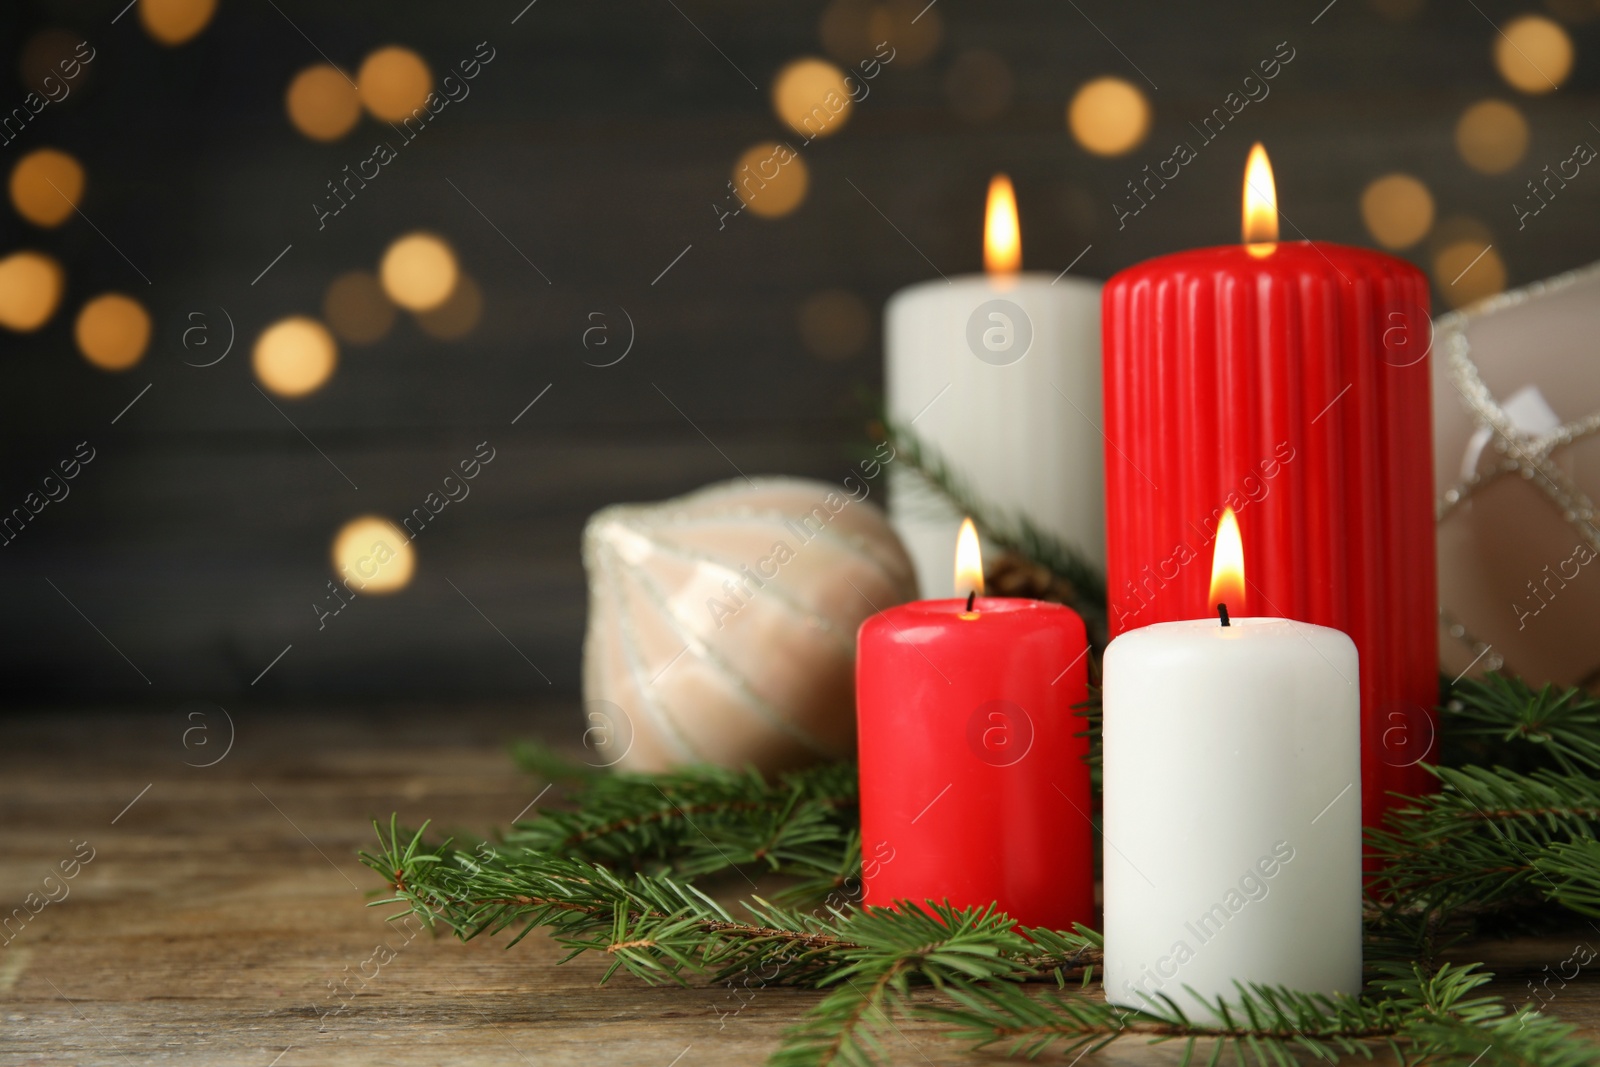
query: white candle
[
  {"left": 885, "top": 174, "right": 1102, "bottom": 598},
  {"left": 1102, "top": 509, "right": 1361, "bottom": 1014}
]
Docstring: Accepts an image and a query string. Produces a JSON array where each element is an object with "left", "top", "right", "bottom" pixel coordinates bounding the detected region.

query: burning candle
[
  {"left": 856, "top": 518, "right": 1095, "bottom": 929},
  {"left": 1102, "top": 507, "right": 1362, "bottom": 1013},
  {"left": 1101, "top": 144, "right": 1437, "bottom": 830},
  {"left": 885, "top": 175, "right": 1103, "bottom": 598}
]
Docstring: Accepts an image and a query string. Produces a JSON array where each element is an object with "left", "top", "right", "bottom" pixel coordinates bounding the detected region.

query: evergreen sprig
[
  {"left": 501, "top": 749, "right": 858, "bottom": 890},
  {"left": 363, "top": 673, "right": 1600, "bottom": 1065},
  {"left": 880, "top": 415, "right": 1107, "bottom": 628}
]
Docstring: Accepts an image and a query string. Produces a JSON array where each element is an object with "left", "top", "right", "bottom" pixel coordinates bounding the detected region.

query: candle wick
[
  {"left": 1217, "top": 603, "right": 1231, "bottom": 627},
  {"left": 965, "top": 591, "right": 976, "bottom": 613}
]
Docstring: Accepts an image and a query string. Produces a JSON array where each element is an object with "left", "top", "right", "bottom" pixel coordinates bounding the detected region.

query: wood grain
[{"left": 1, "top": 707, "right": 1598, "bottom": 1065}]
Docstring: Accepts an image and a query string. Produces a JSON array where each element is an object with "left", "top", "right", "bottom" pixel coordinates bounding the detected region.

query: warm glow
[
  {"left": 1067, "top": 77, "right": 1150, "bottom": 157},
  {"left": 139, "top": 0, "right": 217, "bottom": 46},
  {"left": 253, "top": 316, "right": 338, "bottom": 397},
  {"left": 772, "top": 58, "right": 853, "bottom": 139},
  {"left": 1242, "top": 143, "right": 1278, "bottom": 251},
  {"left": 1434, "top": 240, "right": 1507, "bottom": 310},
  {"left": 324, "top": 270, "right": 396, "bottom": 345},
  {"left": 331, "top": 516, "right": 415, "bottom": 595},
  {"left": 983, "top": 173, "right": 1021, "bottom": 275},
  {"left": 1494, "top": 16, "right": 1572, "bottom": 95},
  {"left": 358, "top": 46, "right": 432, "bottom": 122},
  {"left": 1360, "top": 173, "right": 1434, "bottom": 250},
  {"left": 287, "top": 65, "right": 362, "bottom": 142},
  {"left": 380, "top": 232, "right": 459, "bottom": 311},
  {"left": 0, "top": 252, "right": 63, "bottom": 332},
  {"left": 11, "top": 148, "right": 84, "bottom": 228},
  {"left": 954, "top": 517, "right": 985, "bottom": 599},
  {"left": 1455, "top": 100, "right": 1529, "bottom": 175},
  {"left": 75, "top": 294, "right": 151, "bottom": 371},
  {"left": 1208, "top": 507, "right": 1246, "bottom": 613},
  {"left": 732, "top": 142, "right": 810, "bottom": 219},
  {"left": 415, "top": 273, "right": 483, "bottom": 340}
]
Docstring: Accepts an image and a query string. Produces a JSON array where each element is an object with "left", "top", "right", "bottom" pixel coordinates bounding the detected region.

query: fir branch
[
  {"left": 881, "top": 416, "right": 1107, "bottom": 628},
  {"left": 929, "top": 961, "right": 1600, "bottom": 1067},
  {"left": 1441, "top": 675, "right": 1600, "bottom": 776},
  {"left": 499, "top": 754, "right": 859, "bottom": 888}
]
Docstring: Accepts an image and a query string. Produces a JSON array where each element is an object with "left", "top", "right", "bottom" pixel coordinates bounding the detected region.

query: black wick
[
  {"left": 1217, "top": 603, "right": 1231, "bottom": 627},
  {"left": 965, "top": 591, "right": 976, "bottom": 612}
]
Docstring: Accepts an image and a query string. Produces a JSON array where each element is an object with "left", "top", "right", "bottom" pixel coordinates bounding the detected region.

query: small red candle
[
  {"left": 1101, "top": 144, "right": 1437, "bottom": 831},
  {"left": 856, "top": 519, "right": 1095, "bottom": 929}
]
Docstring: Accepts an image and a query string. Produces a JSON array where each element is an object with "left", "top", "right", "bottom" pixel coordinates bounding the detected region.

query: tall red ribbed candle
[{"left": 1101, "top": 238, "right": 1437, "bottom": 829}]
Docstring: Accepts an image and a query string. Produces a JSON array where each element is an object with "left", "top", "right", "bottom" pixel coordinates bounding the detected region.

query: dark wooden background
[{"left": 1, "top": 0, "right": 1596, "bottom": 705}]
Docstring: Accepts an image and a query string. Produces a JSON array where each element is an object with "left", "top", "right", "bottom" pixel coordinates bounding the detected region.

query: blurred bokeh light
[
  {"left": 0, "top": 251, "right": 63, "bottom": 332},
  {"left": 1068, "top": 77, "right": 1151, "bottom": 157},
  {"left": 1455, "top": 99, "right": 1530, "bottom": 175},
  {"left": 324, "top": 270, "right": 397, "bottom": 345},
  {"left": 75, "top": 294, "right": 151, "bottom": 371},
  {"left": 1360, "top": 173, "right": 1434, "bottom": 250},
  {"left": 253, "top": 316, "right": 339, "bottom": 397},
  {"left": 10, "top": 148, "right": 84, "bottom": 227},
  {"left": 732, "top": 143, "right": 809, "bottom": 218},
  {"left": 772, "top": 58, "right": 853, "bottom": 139},
  {"left": 331, "top": 516, "right": 415, "bottom": 594},
  {"left": 1495, "top": 15, "right": 1573, "bottom": 93},
  {"left": 287, "top": 65, "right": 362, "bottom": 142},
  {"left": 380, "top": 233, "right": 460, "bottom": 311},
  {"left": 139, "top": 0, "right": 218, "bottom": 47},
  {"left": 358, "top": 46, "right": 432, "bottom": 122},
  {"left": 798, "top": 289, "right": 871, "bottom": 360},
  {"left": 414, "top": 274, "right": 484, "bottom": 340}
]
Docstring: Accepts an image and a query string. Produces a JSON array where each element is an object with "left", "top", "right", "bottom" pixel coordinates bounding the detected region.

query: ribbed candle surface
[{"left": 1101, "top": 240, "right": 1437, "bottom": 828}]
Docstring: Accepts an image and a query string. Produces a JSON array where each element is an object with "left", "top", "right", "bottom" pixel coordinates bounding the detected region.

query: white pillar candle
[
  {"left": 884, "top": 175, "right": 1102, "bottom": 598},
  {"left": 1102, "top": 509, "right": 1362, "bottom": 1014}
]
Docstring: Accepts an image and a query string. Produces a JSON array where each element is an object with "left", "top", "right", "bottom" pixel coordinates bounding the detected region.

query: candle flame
[
  {"left": 1242, "top": 143, "right": 1278, "bottom": 255},
  {"left": 954, "top": 517, "right": 985, "bottom": 599},
  {"left": 1208, "top": 507, "right": 1246, "bottom": 614},
  {"left": 983, "top": 174, "right": 1021, "bottom": 275}
]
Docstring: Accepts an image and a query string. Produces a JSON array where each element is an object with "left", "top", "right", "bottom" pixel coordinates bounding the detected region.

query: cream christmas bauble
[
  {"left": 1433, "top": 262, "right": 1600, "bottom": 690},
  {"left": 581, "top": 476, "right": 918, "bottom": 773}
]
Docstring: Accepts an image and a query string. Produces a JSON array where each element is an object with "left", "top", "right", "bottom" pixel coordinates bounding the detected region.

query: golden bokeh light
[
  {"left": 1434, "top": 239, "right": 1507, "bottom": 309},
  {"left": 772, "top": 58, "right": 853, "bottom": 139},
  {"left": 414, "top": 273, "right": 483, "bottom": 340},
  {"left": 1067, "top": 76, "right": 1151, "bottom": 157},
  {"left": 358, "top": 46, "right": 432, "bottom": 122},
  {"left": 139, "top": 0, "right": 218, "bottom": 46},
  {"left": 20, "top": 29, "right": 95, "bottom": 98},
  {"left": 820, "top": 0, "right": 942, "bottom": 69},
  {"left": 331, "top": 516, "right": 415, "bottom": 595},
  {"left": 10, "top": 148, "right": 84, "bottom": 227},
  {"left": 1360, "top": 173, "right": 1435, "bottom": 250},
  {"left": 797, "top": 289, "right": 870, "bottom": 360},
  {"left": 287, "top": 65, "right": 362, "bottom": 142},
  {"left": 732, "top": 143, "right": 809, "bottom": 219},
  {"left": 380, "top": 232, "right": 459, "bottom": 312},
  {"left": 253, "top": 316, "right": 338, "bottom": 397},
  {"left": 324, "top": 271, "right": 396, "bottom": 345},
  {"left": 0, "top": 252, "right": 64, "bottom": 332},
  {"left": 75, "top": 294, "right": 151, "bottom": 371},
  {"left": 945, "top": 49, "right": 1014, "bottom": 123},
  {"left": 1494, "top": 15, "right": 1573, "bottom": 93},
  {"left": 1455, "top": 99, "right": 1530, "bottom": 174}
]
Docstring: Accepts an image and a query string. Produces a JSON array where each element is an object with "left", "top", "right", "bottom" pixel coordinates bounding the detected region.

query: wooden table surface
[{"left": 3, "top": 705, "right": 1598, "bottom": 1066}]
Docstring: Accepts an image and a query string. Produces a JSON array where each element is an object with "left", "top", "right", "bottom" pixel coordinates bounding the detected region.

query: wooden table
[{"left": 3, "top": 706, "right": 1597, "bottom": 1066}]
